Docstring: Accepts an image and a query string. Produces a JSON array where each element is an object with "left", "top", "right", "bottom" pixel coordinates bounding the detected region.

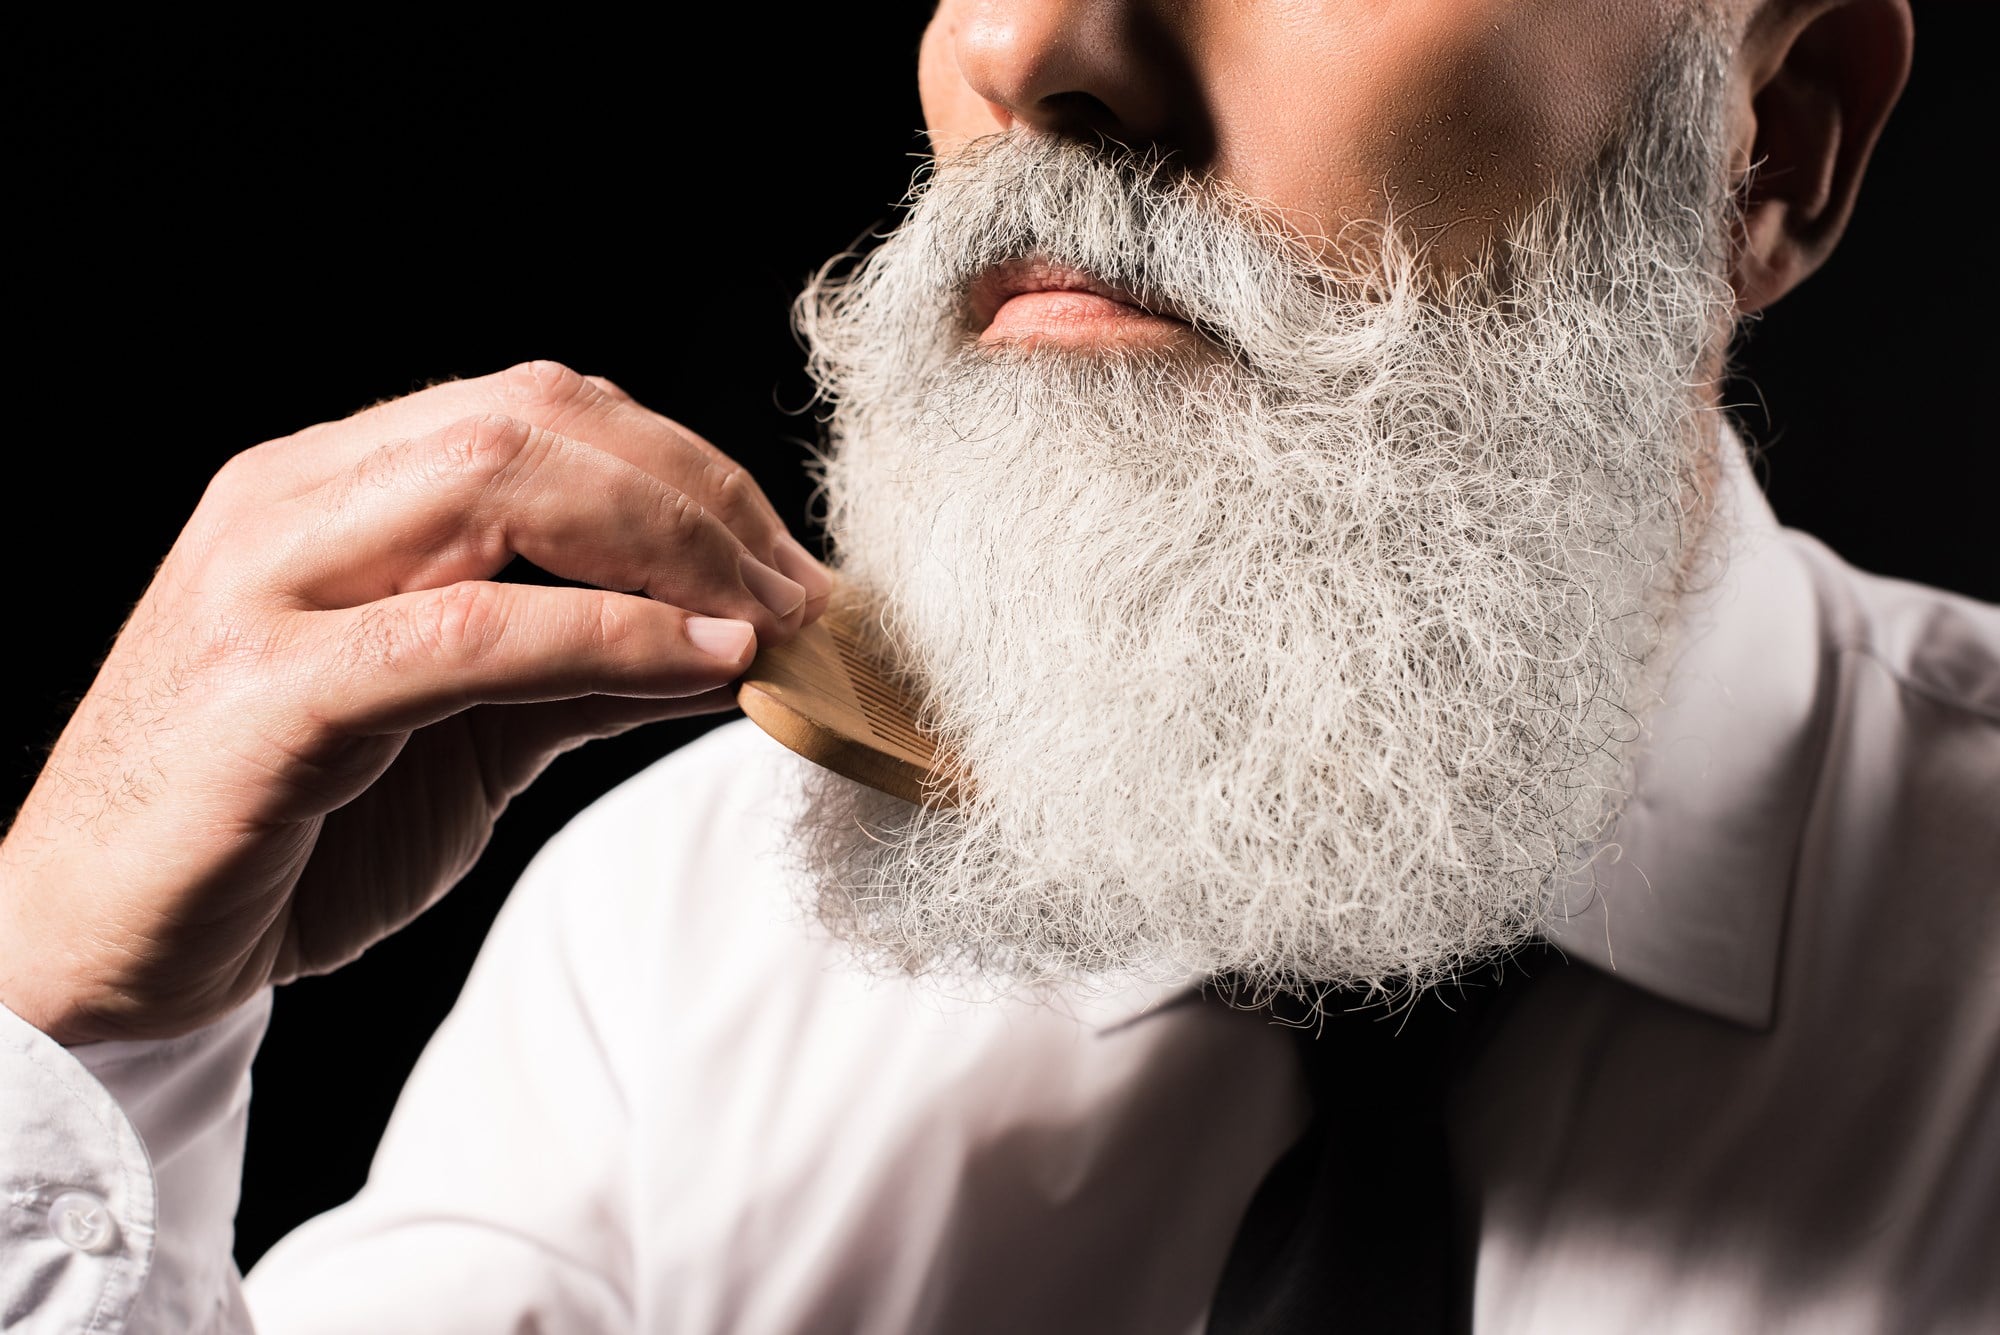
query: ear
[{"left": 1732, "top": 0, "right": 1912, "bottom": 313}]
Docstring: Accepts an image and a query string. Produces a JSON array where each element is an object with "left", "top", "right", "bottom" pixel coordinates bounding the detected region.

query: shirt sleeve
[
  {"left": 240, "top": 820, "right": 636, "bottom": 1333},
  {"left": 0, "top": 990, "right": 268, "bottom": 1335}
]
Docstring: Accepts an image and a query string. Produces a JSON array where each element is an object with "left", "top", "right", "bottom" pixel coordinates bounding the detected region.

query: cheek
[{"left": 1208, "top": 0, "right": 1668, "bottom": 268}]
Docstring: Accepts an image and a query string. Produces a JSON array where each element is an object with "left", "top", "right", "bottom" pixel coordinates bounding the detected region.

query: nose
[{"left": 950, "top": 0, "right": 1211, "bottom": 162}]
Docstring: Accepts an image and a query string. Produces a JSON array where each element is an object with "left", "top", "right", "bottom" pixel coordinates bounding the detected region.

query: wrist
[
  {"left": 0, "top": 969, "right": 94, "bottom": 1047},
  {"left": 0, "top": 858, "right": 115, "bottom": 1046}
]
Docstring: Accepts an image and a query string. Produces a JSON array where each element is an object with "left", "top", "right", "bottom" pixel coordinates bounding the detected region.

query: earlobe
[{"left": 1732, "top": 0, "right": 1912, "bottom": 314}]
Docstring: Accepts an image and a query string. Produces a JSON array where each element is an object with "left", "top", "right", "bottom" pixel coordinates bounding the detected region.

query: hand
[{"left": 0, "top": 362, "right": 832, "bottom": 1043}]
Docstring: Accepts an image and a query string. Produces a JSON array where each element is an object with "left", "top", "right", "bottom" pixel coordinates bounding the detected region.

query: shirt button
[{"left": 48, "top": 1190, "right": 118, "bottom": 1255}]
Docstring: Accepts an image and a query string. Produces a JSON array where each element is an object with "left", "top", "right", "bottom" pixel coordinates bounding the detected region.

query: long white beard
[{"left": 785, "top": 28, "right": 1737, "bottom": 1001}]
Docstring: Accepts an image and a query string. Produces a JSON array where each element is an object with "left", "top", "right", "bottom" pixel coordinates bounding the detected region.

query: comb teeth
[
  {"left": 736, "top": 580, "right": 966, "bottom": 808},
  {"left": 827, "top": 620, "right": 937, "bottom": 762}
]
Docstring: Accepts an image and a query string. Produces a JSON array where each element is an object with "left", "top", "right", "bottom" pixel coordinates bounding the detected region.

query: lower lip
[{"left": 980, "top": 290, "right": 1192, "bottom": 350}]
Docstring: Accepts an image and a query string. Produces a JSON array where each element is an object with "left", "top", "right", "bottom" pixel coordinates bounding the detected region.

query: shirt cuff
[{"left": 0, "top": 991, "right": 271, "bottom": 1334}]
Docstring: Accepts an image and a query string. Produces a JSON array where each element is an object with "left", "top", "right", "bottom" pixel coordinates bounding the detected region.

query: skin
[
  {"left": 0, "top": 1, "right": 1909, "bottom": 1043},
  {"left": 924, "top": 0, "right": 1912, "bottom": 345},
  {"left": 0, "top": 365, "right": 833, "bottom": 1042}
]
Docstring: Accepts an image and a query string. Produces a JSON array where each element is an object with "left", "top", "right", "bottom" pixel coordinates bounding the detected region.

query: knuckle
[
  {"left": 431, "top": 413, "right": 537, "bottom": 486},
  {"left": 349, "top": 435, "right": 409, "bottom": 492},
  {"left": 702, "top": 459, "right": 760, "bottom": 530},
  {"left": 336, "top": 600, "right": 403, "bottom": 675},
  {"left": 590, "top": 593, "right": 641, "bottom": 652},
  {"left": 199, "top": 444, "right": 271, "bottom": 511},
  {"left": 186, "top": 455, "right": 280, "bottom": 562},
  {"left": 341, "top": 583, "right": 498, "bottom": 674},
  {"left": 210, "top": 445, "right": 261, "bottom": 491},
  {"left": 418, "top": 581, "right": 501, "bottom": 663},
  {"left": 653, "top": 484, "right": 710, "bottom": 539},
  {"left": 497, "top": 359, "right": 593, "bottom": 422}
]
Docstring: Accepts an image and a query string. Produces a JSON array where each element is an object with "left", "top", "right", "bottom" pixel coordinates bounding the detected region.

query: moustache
[{"left": 805, "top": 133, "right": 1404, "bottom": 379}]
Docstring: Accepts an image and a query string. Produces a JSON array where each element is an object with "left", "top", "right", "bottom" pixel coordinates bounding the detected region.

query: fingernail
[
  {"left": 686, "top": 616, "right": 755, "bottom": 662},
  {"left": 740, "top": 552, "right": 807, "bottom": 618},
  {"left": 773, "top": 534, "right": 834, "bottom": 601}
]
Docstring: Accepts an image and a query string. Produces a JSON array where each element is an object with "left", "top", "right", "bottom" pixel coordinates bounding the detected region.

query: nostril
[
  {"left": 948, "top": 0, "right": 1213, "bottom": 168},
  {"left": 1024, "top": 89, "right": 1212, "bottom": 171},
  {"left": 1035, "top": 90, "right": 1122, "bottom": 139}
]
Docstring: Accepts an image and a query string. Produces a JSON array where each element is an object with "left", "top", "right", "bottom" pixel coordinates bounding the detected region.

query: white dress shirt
[{"left": 3, "top": 442, "right": 1996, "bottom": 1334}]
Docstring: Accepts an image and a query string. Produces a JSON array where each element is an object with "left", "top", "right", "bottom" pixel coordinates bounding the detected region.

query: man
[{"left": 2, "top": 0, "right": 1992, "bottom": 1331}]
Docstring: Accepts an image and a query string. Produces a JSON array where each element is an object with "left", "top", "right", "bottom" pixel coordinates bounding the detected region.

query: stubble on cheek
[{"left": 1224, "top": 0, "right": 1687, "bottom": 278}]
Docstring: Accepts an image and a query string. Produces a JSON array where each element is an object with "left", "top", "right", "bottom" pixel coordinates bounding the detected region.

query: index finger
[{"left": 274, "top": 362, "right": 830, "bottom": 602}]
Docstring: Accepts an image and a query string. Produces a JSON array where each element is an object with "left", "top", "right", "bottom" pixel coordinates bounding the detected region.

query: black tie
[{"left": 1206, "top": 946, "right": 1562, "bottom": 1334}]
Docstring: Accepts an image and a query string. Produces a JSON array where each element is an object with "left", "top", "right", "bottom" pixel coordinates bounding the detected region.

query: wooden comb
[{"left": 737, "top": 582, "right": 965, "bottom": 807}]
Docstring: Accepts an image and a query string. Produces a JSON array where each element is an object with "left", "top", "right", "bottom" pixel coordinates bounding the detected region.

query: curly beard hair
[{"left": 783, "top": 19, "right": 1738, "bottom": 1004}]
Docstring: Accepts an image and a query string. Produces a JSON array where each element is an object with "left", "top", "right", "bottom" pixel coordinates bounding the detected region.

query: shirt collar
[{"left": 1543, "top": 426, "right": 1826, "bottom": 1031}]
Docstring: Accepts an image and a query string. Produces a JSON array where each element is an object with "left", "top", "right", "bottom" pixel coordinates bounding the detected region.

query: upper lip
[{"left": 967, "top": 256, "right": 1187, "bottom": 332}]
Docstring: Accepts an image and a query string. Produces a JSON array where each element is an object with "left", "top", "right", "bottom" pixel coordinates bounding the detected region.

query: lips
[{"left": 967, "top": 256, "right": 1187, "bottom": 336}]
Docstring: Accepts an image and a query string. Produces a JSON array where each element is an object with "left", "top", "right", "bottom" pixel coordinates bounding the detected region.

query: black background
[{"left": 6, "top": 6, "right": 1992, "bottom": 1270}]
